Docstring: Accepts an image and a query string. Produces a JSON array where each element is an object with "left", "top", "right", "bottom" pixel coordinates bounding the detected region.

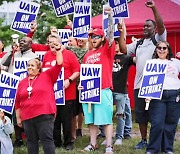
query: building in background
[
  {"left": 0, "top": 0, "right": 38, "bottom": 26},
  {"left": 0, "top": 1, "right": 19, "bottom": 26}
]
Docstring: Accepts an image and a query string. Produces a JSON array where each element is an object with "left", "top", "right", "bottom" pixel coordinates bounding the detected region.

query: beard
[{"left": 92, "top": 40, "right": 103, "bottom": 49}]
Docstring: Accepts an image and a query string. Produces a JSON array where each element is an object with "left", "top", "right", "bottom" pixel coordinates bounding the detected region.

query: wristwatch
[{"left": 68, "top": 78, "right": 73, "bottom": 83}]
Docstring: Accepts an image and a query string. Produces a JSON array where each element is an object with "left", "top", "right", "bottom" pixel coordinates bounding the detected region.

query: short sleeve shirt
[{"left": 127, "top": 30, "right": 167, "bottom": 89}]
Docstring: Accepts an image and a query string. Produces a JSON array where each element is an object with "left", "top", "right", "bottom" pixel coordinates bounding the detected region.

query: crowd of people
[{"left": 0, "top": 1, "right": 180, "bottom": 154}]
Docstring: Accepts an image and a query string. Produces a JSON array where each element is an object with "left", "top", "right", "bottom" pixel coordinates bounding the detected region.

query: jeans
[
  {"left": 124, "top": 95, "right": 132, "bottom": 137},
  {"left": 147, "top": 90, "right": 180, "bottom": 153},
  {"left": 99, "top": 94, "right": 132, "bottom": 139},
  {"left": 113, "top": 93, "right": 131, "bottom": 139},
  {"left": 23, "top": 114, "right": 55, "bottom": 154}
]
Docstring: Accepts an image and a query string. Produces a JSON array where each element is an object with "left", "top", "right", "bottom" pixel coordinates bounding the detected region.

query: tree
[
  {"left": 33, "top": 0, "right": 106, "bottom": 43},
  {"left": 0, "top": 0, "right": 134, "bottom": 45},
  {"left": 0, "top": 18, "right": 23, "bottom": 47}
]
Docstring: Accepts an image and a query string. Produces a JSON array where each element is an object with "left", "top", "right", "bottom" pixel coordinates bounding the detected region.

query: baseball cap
[
  {"left": 64, "top": 25, "right": 72, "bottom": 30},
  {"left": 89, "top": 28, "right": 105, "bottom": 37}
]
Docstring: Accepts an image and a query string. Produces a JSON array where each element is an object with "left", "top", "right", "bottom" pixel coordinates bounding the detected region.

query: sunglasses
[
  {"left": 91, "top": 35, "right": 102, "bottom": 39},
  {"left": 78, "top": 39, "right": 84, "bottom": 42},
  {"left": 157, "top": 46, "right": 168, "bottom": 50}
]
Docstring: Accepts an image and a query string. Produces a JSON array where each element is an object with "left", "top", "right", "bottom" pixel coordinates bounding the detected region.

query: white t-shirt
[
  {"left": 163, "top": 58, "right": 180, "bottom": 90},
  {"left": 127, "top": 30, "right": 167, "bottom": 89}
]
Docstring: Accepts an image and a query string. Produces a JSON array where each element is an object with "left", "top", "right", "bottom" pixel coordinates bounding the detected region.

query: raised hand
[
  {"left": 30, "top": 20, "right": 37, "bottom": 32},
  {"left": 104, "top": 6, "right": 113, "bottom": 15},
  {"left": 145, "top": 0, "right": 155, "bottom": 8}
]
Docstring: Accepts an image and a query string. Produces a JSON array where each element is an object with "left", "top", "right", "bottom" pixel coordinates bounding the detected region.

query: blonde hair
[{"left": 48, "top": 34, "right": 62, "bottom": 44}]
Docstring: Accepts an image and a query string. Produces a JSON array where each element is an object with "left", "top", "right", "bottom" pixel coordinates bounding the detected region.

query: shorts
[
  {"left": 82, "top": 88, "right": 113, "bottom": 125},
  {"left": 134, "top": 89, "right": 149, "bottom": 124}
]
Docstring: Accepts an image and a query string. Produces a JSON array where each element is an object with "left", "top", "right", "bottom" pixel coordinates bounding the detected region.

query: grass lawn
[{"left": 14, "top": 123, "right": 180, "bottom": 154}]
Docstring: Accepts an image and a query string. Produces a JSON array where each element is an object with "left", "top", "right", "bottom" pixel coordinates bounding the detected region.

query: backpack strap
[
  {"left": 150, "top": 35, "right": 157, "bottom": 46},
  {"left": 134, "top": 35, "right": 157, "bottom": 55},
  {"left": 135, "top": 38, "right": 144, "bottom": 55}
]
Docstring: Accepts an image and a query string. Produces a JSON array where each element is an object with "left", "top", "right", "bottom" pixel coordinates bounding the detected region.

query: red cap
[
  {"left": 64, "top": 25, "right": 72, "bottom": 30},
  {"left": 89, "top": 28, "right": 105, "bottom": 37}
]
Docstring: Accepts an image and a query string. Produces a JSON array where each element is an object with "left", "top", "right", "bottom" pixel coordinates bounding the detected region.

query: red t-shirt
[
  {"left": 27, "top": 31, "right": 50, "bottom": 52},
  {"left": 0, "top": 52, "right": 6, "bottom": 58},
  {"left": 32, "top": 44, "right": 50, "bottom": 53},
  {"left": 83, "top": 40, "right": 115, "bottom": 89},
  {"left": 15, "top": 64, "right": 62, "bottom": 121},
  {"left": 42, "top": 49, "right": 80, "bottom": 100}
]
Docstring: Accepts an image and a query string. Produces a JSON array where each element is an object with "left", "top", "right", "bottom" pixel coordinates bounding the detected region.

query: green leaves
[
  {"left": 0, "top": 0, "right": 114, "bottom": 45},
  {"left": 0, "top": 18, "right": 23, "bottom": 47},
  {"left": 32, "top": 0, "right": 105, "bottom": 44}
]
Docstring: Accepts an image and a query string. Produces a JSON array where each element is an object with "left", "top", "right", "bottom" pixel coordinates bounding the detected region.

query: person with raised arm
[
  {"left": 119, "top": 0, "right": 167, "bottom": 149},
  {"left": 42, "top": 34, "right": 80, "bottom": 150},
  {"left": 15, "top": 41, "right": 63, "bottom": 154},
  {"left": 80, "top": 7, "right": 115, "bottom": 154}
]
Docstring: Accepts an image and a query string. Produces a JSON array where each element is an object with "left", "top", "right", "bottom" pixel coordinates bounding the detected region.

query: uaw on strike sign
[
  {"left": 43, "top": 67, "right": 65, "bottom": 105},
  {"left": 51, "top": 0, "right": 74, "bottom": 17},
  {"left": 138, "top": 59, "right": 169, "bottom": 99},
  {"left": 79, "top": 64, "right": 102, "bottom": 104},
  {"left": 35, "top": 51, "right": 46, "bottom": 62},
  {"left": 13, "top": 58, "right": 30, "bottom": 80},
  {"left": 58, "top": 29, "right": 72, "bottom": 46},
  {"left": 73, "top": 2, "right": 91, "bottom": 38},
  {"left": 103, "top": 4, "right": 120, "bottom": 38},
  {"left": 54, "top": 67, "right": 65, "bottom": 105},
  {"left": 11, "top": 0, "right": 40, "bottom": 34},
  {"left": 0, "top": 71, "right": 20, "bottom": 114},
  {"left": 109, "top": 0, "right": 129, "bottom": 18}
]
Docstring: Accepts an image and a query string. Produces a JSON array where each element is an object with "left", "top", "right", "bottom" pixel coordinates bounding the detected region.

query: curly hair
[{"left": 152, "top": 41, "right": 174, "bottom": 60}]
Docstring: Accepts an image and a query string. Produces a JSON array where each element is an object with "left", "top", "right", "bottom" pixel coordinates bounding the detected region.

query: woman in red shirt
[
  {"left": 15, "top": 42, "right": 63, "bottom": 154},
  {"left": 0, "top": 39, "right": 6, "bottom": 58}
]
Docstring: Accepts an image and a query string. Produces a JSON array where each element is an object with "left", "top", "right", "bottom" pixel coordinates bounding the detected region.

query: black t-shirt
[{"left": 112, "top": 54, "right": 134, "bottom": 93}]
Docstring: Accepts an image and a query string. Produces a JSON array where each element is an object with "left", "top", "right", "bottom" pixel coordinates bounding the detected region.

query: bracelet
[{"left": 68, "top": 78, "right": 73, "bottom": 83}]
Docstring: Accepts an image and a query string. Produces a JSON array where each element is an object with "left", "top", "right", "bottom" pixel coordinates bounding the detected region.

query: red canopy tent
[
  {"left": 92, "top": 0, "right": 180, "bottom": 109},
  {"left": 92, "top": 0, "right": 180, "bottom": 52}
]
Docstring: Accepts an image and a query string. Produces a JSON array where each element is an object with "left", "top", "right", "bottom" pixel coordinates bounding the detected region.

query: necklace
[{"left": 27, "top": 75, "right": 38, "bottom": 99}]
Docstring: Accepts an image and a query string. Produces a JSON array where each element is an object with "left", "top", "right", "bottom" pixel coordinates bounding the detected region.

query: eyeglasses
[
  {"left": 157, "top": 46, "right": 168, "bottom": 50},
  {"left": 91, "top": 35, "right": 102, "bottom": 39}
]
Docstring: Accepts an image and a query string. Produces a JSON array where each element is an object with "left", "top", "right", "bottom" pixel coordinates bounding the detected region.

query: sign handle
[
  {"left": 145, "top": 99, "right": 150, "bottom": 110},
  {"left": 88, "top": 103, "right": 91, "bottom": 113},
  {"left": 65, "top": 15, "right": 69, "bottom": 21}
]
